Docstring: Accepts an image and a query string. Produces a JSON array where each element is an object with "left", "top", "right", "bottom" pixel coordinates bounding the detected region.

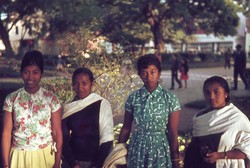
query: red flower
[
  {"left": 19, "top": 102, "right": 28, "bottom": 110},
  {"left": 33, "top": 105, "right": 40, "bottom": 113},
  {"left": 21, "top": 126, "right": 26, "bottom": 131},
  {"left": 39, "top": 144, "right": 47, "bottom": 149},
  {"left": 39, "top": 119, "right": 48, "bottom": 126}
]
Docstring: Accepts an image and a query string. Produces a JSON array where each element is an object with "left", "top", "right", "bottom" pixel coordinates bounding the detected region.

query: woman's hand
[
  {"left": 73, "top": 164, "right": 81, "bottom": 168},
  {"left": 204, "top": 149, "right": 247, "bottom": 164},
  {"left": 52, "top": 162, "right": 61, "bottom": 168},
  {"left": 203, "top": 152, "right": 221, "bottom": 164},
  {"left": 172, "top": 160, "right": 180, "bottom": 168}
]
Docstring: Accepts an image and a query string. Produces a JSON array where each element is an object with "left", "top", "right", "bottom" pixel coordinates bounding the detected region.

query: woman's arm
[
  {"left": 94, "top": 141, "right": 113, "bottom": 168},
  {"left": 1, "top": 111, "right": 13, "bottom": 168},
  {"left": 51, "top": 108, "right": 63, "bottom": 168},
  {"left": 205, "top": 149, "right": 246, "bottom": 164},
  {"left": 62, "top": 119, "right": 78, "bottom": 167},
  {"left": 205, "top": 130, "right": 250, "bottom": 164},
  {"left": 118, "top": 111, "right": 133, "bottom": 143},
  {"left": 167, "top": 110, "right": 180, "bottom": 168}
]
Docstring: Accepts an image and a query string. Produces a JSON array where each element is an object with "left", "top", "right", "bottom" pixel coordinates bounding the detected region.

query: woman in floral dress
[
  {"left": 1, "top": 50, "right": 62, "bottom": 168},
  {"left": 118, "top": 54, "right": 181, "bottom": 168}
]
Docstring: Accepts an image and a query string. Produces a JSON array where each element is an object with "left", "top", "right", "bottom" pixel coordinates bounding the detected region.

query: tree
[
  {"left": 0, "top": 0, "right": 48, "bottom": 57},
  {"left": 41, "top": 0, "right": 107, "bottom": 39},
  {"left": 41, "top": 24, "right": 140, "bottom": 115},
  {"left": 98, "top": 0, "right": 242, "bottom": 53},
  {"left": 0, "top": 0, "right": 105, "bottom": 57},
  {"left": 234, "top": 0, "right": 250, "bottom": 15}
]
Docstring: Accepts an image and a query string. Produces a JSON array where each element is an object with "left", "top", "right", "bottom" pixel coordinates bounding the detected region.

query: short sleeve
[
  {"left": 167, "top": 91, "right": 181, "bottom": 113},
  {"left": 50, "top": 94, "right": 62, "bottom": 113},
  {"left": 42, "top": 88, "right": 61, "bottom": 113},
  {"left": 125, "top": 94, "right": 134, "bottom": 113},
  {"left": 3, "top": 93, "right": 15, "bottom": 112}
]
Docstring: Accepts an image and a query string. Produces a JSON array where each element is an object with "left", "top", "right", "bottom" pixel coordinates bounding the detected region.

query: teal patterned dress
[{"left": 125, "top": 85, "right": 181, "bottom": 168}]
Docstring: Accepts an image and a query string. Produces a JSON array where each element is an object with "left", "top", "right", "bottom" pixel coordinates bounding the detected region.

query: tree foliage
[
  {"left": 42, "top": 0, "right": 107, "bottom": 38},
  {"left": 0, "top": 0, "right": 48, "bottom": 56},
  {"left": 43, "top": 24, "right": 141, "bottom": 114},
  {"left": 98, "top": 0, "right": 242, "bottom": 53},
  {"left": 1, "top": 0, "right": 248, "bottom": 56},
  {"left": 233, "top": 0, "right": 250, "bottom": 15},
  {"left": 0, "top": 0, "right": 105, "bottom": 56}
]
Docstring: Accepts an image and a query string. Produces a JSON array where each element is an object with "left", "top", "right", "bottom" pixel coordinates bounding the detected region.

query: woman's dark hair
[
  {"left": 182, "top": 58, "right": 188, "bottom": 65},
  {"left": 182, "top": 58, "right": 189, "bottom": 74},
  {"left": 72, "top": 67, "right": 94, "bottom": 83},
  {"left": 20, "top": 50, "right": 44, "bottom": 73},
  {"left": 137, "top": 54, "right": 161, "bottom": 74},
  {"left": 236, "top": 44, "right": 242, "bottom": 49},
  {"left": 203, "top": 76, "right": 230, "bottom": 102}
]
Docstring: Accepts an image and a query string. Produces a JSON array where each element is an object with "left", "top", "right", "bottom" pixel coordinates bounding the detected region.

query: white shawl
[
  {"left": 102, "top": 143, "right": 127, "bottom": 168},
  {"left": 192, "top": 103, "right": 250, "bottom": 168},
  {"left": 62, "top": 93, "right": 114, "bottom": 144},
  {"left": 62, "top": 93, "right": 103, "bottom": 119}
]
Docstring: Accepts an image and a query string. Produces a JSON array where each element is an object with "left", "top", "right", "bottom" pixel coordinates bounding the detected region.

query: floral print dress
[
  {"left": 125, "top": 85, "right": 181, "bottom": 168},
  {"left": 3, "top": 87, "right": 61, "bottom": 150}
]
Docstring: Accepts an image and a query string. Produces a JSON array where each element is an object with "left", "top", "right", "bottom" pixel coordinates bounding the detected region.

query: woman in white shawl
[
  {"left": 184, "top": 76, "right": 250, "bottom": 168},
  {"left": 61, "top": 67, "right": 114, "bottom": 168}
]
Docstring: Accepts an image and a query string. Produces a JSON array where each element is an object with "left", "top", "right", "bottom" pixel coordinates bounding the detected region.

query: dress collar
[{"left": 141, "top": 84, "right": 162, "bottom": 99}]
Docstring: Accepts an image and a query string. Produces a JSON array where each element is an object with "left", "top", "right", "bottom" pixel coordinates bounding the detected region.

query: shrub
[{"left": 49, "top": 25, "right": 141, "bottom": 115}]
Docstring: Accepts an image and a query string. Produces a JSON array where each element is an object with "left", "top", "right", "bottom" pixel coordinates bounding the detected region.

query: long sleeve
[
  {"left": 94, "top": 141, "right": 113, "bottom": 168},
  {"left": 62, "top": 119, "right": 76, "bottom": 167}
]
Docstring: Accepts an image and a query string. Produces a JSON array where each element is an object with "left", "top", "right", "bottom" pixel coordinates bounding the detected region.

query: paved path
[{"left": 114, "top": 65, "right": 250, "bottom": 132}]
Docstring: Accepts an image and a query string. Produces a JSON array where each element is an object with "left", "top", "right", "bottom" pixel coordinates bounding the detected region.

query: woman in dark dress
[{"left": 62, "top": 67, "right": 114, "bottom": 168}]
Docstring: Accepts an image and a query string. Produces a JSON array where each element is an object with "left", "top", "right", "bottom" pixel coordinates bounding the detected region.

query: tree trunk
[
  {"left": 0, "top": 20, "right": 15, "bottom": 57},
  {"left": 149, "top": 20, "right": 165, "bottom": 54},
  {"left": 143, "top": 4, "right": 165, "bottom": 54}
]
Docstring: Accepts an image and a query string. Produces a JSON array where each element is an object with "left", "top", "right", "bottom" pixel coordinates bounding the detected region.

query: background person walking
[
  {"left": 224, "top": 48, "right": 232, "bottom": 69},
  {"left": 170, "top": 55, "right": 182, "bottom": 89},
  {"left": 179, "top": 58, "right": 189, "bottom": 88},
  {"left": 232, "top": 44, "right": 249, "bottom": 90}
]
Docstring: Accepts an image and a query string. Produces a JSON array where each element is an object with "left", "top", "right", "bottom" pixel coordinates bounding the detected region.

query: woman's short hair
[
  {"left": 203, "top": 76, "right": 230, "bottom": 102},
  {"left": 137, "top": 54, "right": 161, "bottom": 74},
  {"left": 236, "top": 44, "right": 242, "bottom": 49},
  {"left": 72, "top": 67, "right": 94, "bottom": 83},
  {"left": 20, "top": 50, "right": 44, "bottom": 73}
]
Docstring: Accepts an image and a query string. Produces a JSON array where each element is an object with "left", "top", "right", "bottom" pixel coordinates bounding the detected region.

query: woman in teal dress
[{"left": 118, "top": 54, "right": 181, "bottom": 168}]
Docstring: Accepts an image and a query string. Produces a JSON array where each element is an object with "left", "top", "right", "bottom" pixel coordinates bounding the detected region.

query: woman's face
[
  {"left": 139, "top": 65, "right": 160, "bottom": 93},
  {"left": 21, "top": 65, "right": 42, "bottom": 94},
  {"left": 72, "top": 73, "right": 93, "bottom": 99},
  {"left": 203, "top": 82, "right": 228, "bottom": 109}
]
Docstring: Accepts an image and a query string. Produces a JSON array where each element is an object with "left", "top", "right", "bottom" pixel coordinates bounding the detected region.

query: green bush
[{"left": 52, "top": 25, "right": 141, "bottom": 114}]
